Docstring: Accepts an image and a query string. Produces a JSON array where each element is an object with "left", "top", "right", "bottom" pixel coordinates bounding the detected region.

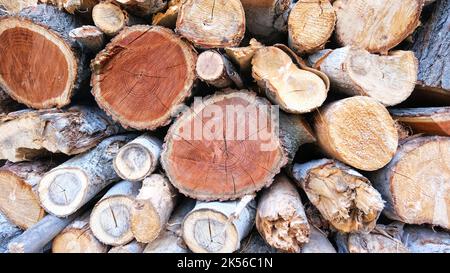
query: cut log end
[
  {"left": 0, "top": 17, "right": 77, "bottom": 109},
  {"left": 114, "top": 146, "right": 153, "bottom": 181},
  {"left": 92, "top": 2, "right": 127, "bottom": 36},
  {"left": 314, "top": 96, "right": 398, "bottom": 171},
  {"left": 52, "top": 228, "right": 107, "bottom": 253},
  {"left": 288, "top": 0, "right": 336, "bottom": 54},
  {"left": 91, "top": 25, "right": 196, "bottom": 130},
  {"left": 69, "top": 25, "right": 105, "bottom": 52},
  {"left": 161, "top": 91, "right": 287, "bottom": 201}
]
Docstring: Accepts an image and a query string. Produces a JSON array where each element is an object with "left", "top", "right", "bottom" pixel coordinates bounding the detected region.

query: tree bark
[
  {"left": 182, "top": 196, "right": 256, "bottom": 253},
  {"left": 0, "top": 106, "right": 122, "bottom": 162},
  {"left": 0, "top": 4, "right": 90, "bottom": 109},
  {"left": 108, "top": 240, "right": 145, "bottom": 253},
  {"left": 238, "top": 231, "right": 279, "bottom": 253},
  {"left": 143, "top": 198, "right": 195, "bottom": 253},
  {"left": 52, "top": 211, "right": 108, "bottom": 253},
  {"left": 411, "top": 0, "right": 450, "bottom": 97},
  {"left": 196, "top": 50, "right": 244, "bottom": 89},
  {"left": 333, "top": 0, "right": 423, "bottom": 54},
  {"left": 0, "top": 160, "right": 59, "bottom": 229},
  {"left": 115, "top": 0, "right": 166, "bottom": 17},
  {"left": 176, "top": 0, "right": 245, "bottom": 48},
  {"left": 130, "top": 174, "right": 178, "bottom": 243},
  {"left": 113, "top": 133, "right": 163, "bottom": 182},
  {"left": 161, "top": 90, "right": 315, "bottom": 201},
  {"left": 91, "top": 25, "right": 197, "bottom": 130},
  {"left": 301, "top": 227, "right": 336, "bottom": 253},
  {"left": 38, "top": 134, "right": 135, "bottom": 217},
  {"left": 89, "top": 180, "right": 141, "bottom": 246},
  {"left": 252, "top": 46, "right": 329, "bottom": 113},
  {"left": 0, "top": 212, "right": 22, "bottom": 253},
  {"left": 288, "top": 0, "right": 335, "bottom": 55},
  {"left": 401, "top": 225, "right": 450, "bottom": 253},
  {"left": 69, "top": 25, "right": 105, "bottom": 53},
  {"left": 256, "top": 174, "right": 309, "bottom": 253},
  {"left": 370, "top": 136, "right": 450, "bottom": 229},
  {"left": 313, "top": 96, "right": 398, "bottom": 171},
  {"left": 390, "top": 107, "right": 450, "bottom": 136},
  {"left": 292, "top": 159, "right": 384, "bottom": 233},
  {"left": 308, "top": 47, "right": 418, "bottom": 106},
  {"left": 92, "top": 1, "right": 143, "bottom": 36}
]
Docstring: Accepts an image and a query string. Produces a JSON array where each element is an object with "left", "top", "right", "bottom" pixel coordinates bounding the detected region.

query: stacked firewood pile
[{"left": 0, "top": 0, "right": 449, "bottom": 253}]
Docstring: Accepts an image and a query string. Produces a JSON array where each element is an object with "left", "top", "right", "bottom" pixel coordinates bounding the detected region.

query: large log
[
  {"left": 288, "top": 0, "right": 335, "bottom": 55},
  {"left": 401, "top": 225, "right": 450, "bottom": 253},
  {"left": 0, "top": 212, "right": 22, "bottom": 253},
  {"left": 252, "top": 46, "right": 329, "bottom": 114},
  {"left": 113, "top": 133, "right": 163, "bottom": 182},
  {"left": 370, "top": 136, "right": 450, "bottom": 229},
  {"left": 143, "top": 199, "right": 195, "bottom": 253},
  {"left": 292, "top": 159, "right": 384, "bottom": 233},
  {"left": 0, "top": 4, "right": 90, "bottom": 109},
  {"left": 0, "top": 106, "right": 122, "bottom": 162},
  {"left": 333, "top": 0, "right": 423, "bottom": 54},
  {"left": 38, "top": 134, "right": 135, "bottom": 217},
  {"left": 390, "top": 107, "right": 450, "bottom": 136},
  {"left": 313, "top": 96, "right": 398, "bottom": 171},
  {"left": 411, "top": 0, "right": 450, "bottom": 98},
  {"left": 182, "top": 196, "right": 256, "bottom": 253},
  {"left": 176, "top": 0, "right": 245, "bottom": 48},
  {"left": 91, "top": 25, "right": 197, "bottom": 130},
  {"left": 52, "top": 211, "right": 108, "bottom": 253},
  {"left": 0, "top": 160, "right": 58, "bottom": 229},
  {"left": 240, "top": 0, "right": 291, "bottom": 42},
  {"left": 256, "top": 174, "right": 309, "bottom": 253},
  {"left": 161, "top": 90, "right": 315, "bottom": 201},
  {"left": 308, "top": 47, "right": 418, "bottom": 106},
  {"left": 89, "top": 180, "right": 140, "bottom": 246},
  {"left": 130, "top": 174, "right": 178, "bottom": 243}
]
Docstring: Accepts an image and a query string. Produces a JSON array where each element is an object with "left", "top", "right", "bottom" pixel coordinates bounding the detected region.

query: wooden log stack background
[{"left": 0, "top": 0, "right": 449, "bottom": 253}]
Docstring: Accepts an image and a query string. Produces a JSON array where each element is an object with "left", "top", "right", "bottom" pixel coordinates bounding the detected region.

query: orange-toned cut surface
[
  {"left": 96, "top": 30, "right": 188, "bottom": 125},
  {"left": 164, "top": 95, "right": 285, "bottom": 200},
  {"left": 0, "top": 27, "right": 69, "bottom": 106}
]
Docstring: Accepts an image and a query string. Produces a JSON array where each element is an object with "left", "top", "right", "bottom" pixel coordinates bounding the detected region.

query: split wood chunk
[
  {"left": 0, "top": 4, "right": 90, "bottom": 109},
  {"left": 116, "top": 0, "right": 166, "bottom": 17},
  {"left": 336, "top": 223, "right": 409, "bottom": 253},
  {"left": 313, "top": 96, "right": 398, "bottom": 171},
  {"left": 333, "top": 0, "right": 423, "bottom": 54},
  {"left": 292, "top": 159, "right": 385, "bottom": 233},
  {"left": 309, "top": 47, "right": 418, "bottom": 106},
  {"left": 196, "top": 50, "right": 243, "bottom": 89},
  {"left": 288, "top": 0, "right": 335, "bottom": 55},
  {"left": 130, "top": 174, "right": 178, "bottom": 243},
  {"left": 91, "top": 25, "right": 196, "bottom": 130},
  {"left": 0, "top": 0, "right": 37, "bottom": 14},
  {"left": 0, "top": 87, "right": 24, "bottom": 114},
  {"left": 176, "top": 0, "right": 245, "bottom": 48},
  {"left": 301, "top": 227, "right": 336, "bottom": 253},
  {"left": 0, "top": 160, "right": 59, "bottom": 229},
  {"left": 390, "top": 107, "right": 450, "bottom": 136},
  {"left": 0, "top": 106, "right": 122, "bottom": 162},
  {"left": 225, "top": 39, "right": 264, "bottom": 73},
  {"left": 240, "top": 0, "right": 291, "bottom": 41},
  {"left": 52, "top": 211, "right": 108, "bottom": 253},
  {"left": 182, "top": 197, "right": 256, "bottom": 253},
  {"left": 108, "top": 240, "right": 145, "bottom": 253},
  {"left": 370, "top": 136, "right": 450, "bottom": 229},
  {"left": 8, "top": 212, "right": 80, "bottom": 253},
  {"left": 144, "top": 198, "right": 195, "bottom": 253},
  {"left": 90, "top": 180, "right": 141, "bottom": 246},
  {"left": 401, "top": 225, "right": 450, "bottom": 253},
  {"left": 38, "top": 134, "right": 135, "bottom": 217},
  {"left": 161, "top": 90, "right": 315, "bottom": 201},
  {"left": 92, "top": 1, "right": 141, "bottom": 36},
  {"left": 152, "top": 0, "right": 181, "bottom": 28},
  {"left": 252, "top": 46, "right": 328, "bottom": 114},
  {"left": 239, "top": 232, "right": 279, "bottom": 253},
  {"left": 114, "top": 133, "right": 162, "bottom": 182},
  {"left": 63, "top": 0, "right": 99, "bottom": 14},
  {"left": 69, "top": 25, "right": 105, "bottom": 53},
  {"left": 0, "top": 212, "right": 22, "bottom": 253},
  {"left": 256, "top": 174, "right": 309, "bottom": 253}
]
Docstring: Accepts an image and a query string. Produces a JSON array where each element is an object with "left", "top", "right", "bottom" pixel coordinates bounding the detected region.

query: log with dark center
[{"left": 91, "top": 25, "right": 196, "bottom": 130}]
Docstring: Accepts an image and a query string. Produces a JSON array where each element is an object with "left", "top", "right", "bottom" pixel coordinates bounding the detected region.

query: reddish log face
[
  {"left": 0, "top": 19, "right": 76, "bottom": 109},
  {"left": 91, "top": 26, "right": 196, "bottom": 130},
  {"left": 162, "top": 91, "right": 287, "bottom": 201}
]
